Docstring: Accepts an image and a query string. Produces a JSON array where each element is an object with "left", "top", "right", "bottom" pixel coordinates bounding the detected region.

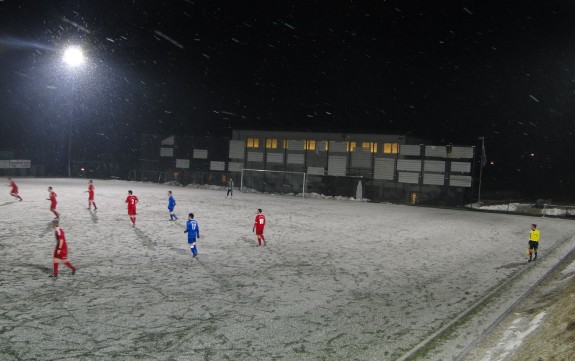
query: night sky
[{"left": 1, "top": 0, "right": 575, "bottom": 199}]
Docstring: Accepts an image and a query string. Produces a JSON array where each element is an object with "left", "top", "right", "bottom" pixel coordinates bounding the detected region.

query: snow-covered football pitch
[{"left": 1, "top": 178, "right": 575, "bottom": 361}]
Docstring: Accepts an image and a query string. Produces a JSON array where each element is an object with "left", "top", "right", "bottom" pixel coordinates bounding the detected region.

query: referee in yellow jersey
[{"left": 528, "top": 224, "right": 540, "bottom": 262}]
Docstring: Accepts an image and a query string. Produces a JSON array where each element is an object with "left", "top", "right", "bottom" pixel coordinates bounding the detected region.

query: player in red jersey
[
  {"left": 47, "top": 186, "right": 59, "bottom": 219},
  {"left": 253, "top": 208, "right": 266, "bottom": 246},
  {"left": 7, "top": 178, "right": 23, "bottom": 201},
  {"left": 84, "top": 180, "right": 97, "bottom": 210},
  {"left": 48, "top": 220, "right": 76, "bottom": 278},
  {"left": 125, "top": 190, "right": 139, "bottom": 227}
]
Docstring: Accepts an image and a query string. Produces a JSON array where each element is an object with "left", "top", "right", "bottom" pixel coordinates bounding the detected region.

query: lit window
[
  {"left": 304, "top": 140, "right": 316, "bottom": 151},
  {"left": 283, "top": 139, "right": 289, "bottom": 149},
  {"left": 266, "top": 139, "right": 278, "bottom": 149},
  {"left": 361, "top": 142, "right": 378, "bottom": 153},
  {"left": 347, "top": 141, "right": 357, "bottom": 152},
  {"left": 247, "top": 138, "right": 260, "bottom": 148},
  {"left": 383, "top": 143, "right": 398, "bottom": 154}
]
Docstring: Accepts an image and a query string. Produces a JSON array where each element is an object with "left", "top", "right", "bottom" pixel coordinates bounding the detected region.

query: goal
[
  {"left": 241, "top": 169, "right": 307, "bottom": 197},
  {"left": 129, "top": 170, "right": 168, "bottom": 184}
]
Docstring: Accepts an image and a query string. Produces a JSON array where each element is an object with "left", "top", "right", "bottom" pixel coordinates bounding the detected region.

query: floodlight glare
[{"left": 63, "top": 46, "right": 85, "bottom": 67}]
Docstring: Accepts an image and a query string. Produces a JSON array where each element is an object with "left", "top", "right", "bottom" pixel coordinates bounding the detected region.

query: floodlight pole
[
  {"left": 67, "top": 80, "right": 77, "bottom": 178},
  {"left": 62, "top": 45, "right": 84, "bottom": 177},
  {"left": 68, "top": 125, "right": 72, "bottom": 177},
  {"left": 477, "top": 136, "right": 485, "bottom": 204}
]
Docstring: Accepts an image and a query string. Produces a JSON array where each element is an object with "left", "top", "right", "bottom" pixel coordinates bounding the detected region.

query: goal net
[
  {"left": 241, "top": 169, "right": 307, "bottom": 197},
  {"left": 129, "top": 170, "right": 168, "bottom": 184}
]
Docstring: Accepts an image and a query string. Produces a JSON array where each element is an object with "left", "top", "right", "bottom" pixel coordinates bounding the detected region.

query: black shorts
[{"left": 528, "top": 240, "right": 539, "bottom": 250}]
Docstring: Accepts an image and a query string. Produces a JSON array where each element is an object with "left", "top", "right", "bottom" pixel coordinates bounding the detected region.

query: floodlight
[{"left": 63, "top": 46, "right": 84, "bottom": 67}]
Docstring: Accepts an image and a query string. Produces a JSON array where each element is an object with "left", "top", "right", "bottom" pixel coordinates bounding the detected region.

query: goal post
[{"left": 241, "top": 169, "right": 307, "bottom": 197}]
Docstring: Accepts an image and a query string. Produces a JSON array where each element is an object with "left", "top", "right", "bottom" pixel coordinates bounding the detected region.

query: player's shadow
[
  {"left": 134, "top": 228, "right": 157, "bottom": 249},
  {"left": 21, "top": 263, "right": 52, "bottom": 273},
  {"left": 0, "top": 201, "right": 17, "bottom": 206},
  {"left": 40, "top": 222, "right": 53, "bottom": 237},
  {"left": 90, "top": 211, "right": 99, "bottom": 224},
  {"left": 239, "top": 236, "right": 254, "bottom": 246}
]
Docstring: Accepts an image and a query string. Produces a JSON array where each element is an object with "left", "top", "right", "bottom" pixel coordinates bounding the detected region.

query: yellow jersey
[{"left": 530, "top": 229, "right": 540, "bottom": 242}]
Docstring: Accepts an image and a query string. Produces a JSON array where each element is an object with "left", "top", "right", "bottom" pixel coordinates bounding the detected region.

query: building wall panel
[
  {"left": 397, "top": 159, "right": 422, "bottom": 172},
  {"left": 351, "top": 150, "right": 372, "bottom": 169},
  {"left": 451, "top": 146, "right": 474, "bottom": 159},
  {"left": 307, "top": 166, "right": 324, "bottom": 175},
  {"left": 398, "top": 172, "right": 420, "bottom": 184},
  {"left": 228, "top": 162, "right": 243, "bottom": 172},
  {"left": 424, "top": 160, "right": 445, "bottom": 173},
  {"left": 161, "top": 135, "right": 175, "bottom": 145},
  {"left": 423, "top": 173, "right": 445, "bottom": 185},
  {"left": 229, "top": 140, "right": 245, "bottom": 159},
  {"left": 329, "top": 141, "right": 347, "bottom": 153},
  {"left": 451, "top": 162, "right": 471, "bottom": 173},
  {"left": 160, "top": 148, "right": 173, "bottom": 157},
  {"left": 210, "top": 161, "right": 225, "bottom": 171},
  {"left": 247, "top": 151, "right": 264, "bottom": 162},
  {"left": 374, "top": 158, "right": 395, "bottom": 180},
  {"left": 193, "top": 149, "right": 208, "bottom": 159},
  {"left": 306, "top": 153, "right": 327, "bottom": 167},
  {"left": 328, "top": 156, "right": 347, "bottom": 176},
  {"left": 288, "top": 140, "right": 304, "bottom": 151},
  {"left": 267, "top": 152, "right": 284, "bottom": 164},
  {"left": 425, "top": 145, "right": 447, "bottom": 158},
  {"left": 176, "top": 159, "right": 190, "bottom": 169},
  {"left": 287, "top": 153, "right": 305, "bottom": 165},
  {"left": 400, "top": 144, "right": 421, "bottom": 156}
]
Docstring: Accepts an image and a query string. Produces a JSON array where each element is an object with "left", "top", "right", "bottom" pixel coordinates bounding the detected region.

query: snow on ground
[
  {"left": 2, "top": 178, "right": 575, "bottom": 360},
  {"left": 469, "top": 202, "right": 575, "bottom": 217},
  {"left": 561, "top": 260, "right": 575, "bottom": 276},
  {"left": 479, "top": 312, "right": 547, "bottom": 361},
  {"left": 470, "top": 202, "right": 522, "bottom": 212}
]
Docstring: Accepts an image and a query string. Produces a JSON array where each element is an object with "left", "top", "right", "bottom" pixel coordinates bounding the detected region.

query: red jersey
[
  {"left": 9, "top": 180, "right": 18, "bottom": 193},
  {"left": 88, "top": 184, "right": 95, "bottom": 199},
  {"left": 126, "top": 195, "right": 139, "bottom": 210},
  {"left": 49, "top": 191, "right": 57, "bottom": 205},
  {"left": 254, "top": 214, "right": 266, "bottom": 230},
  {"left": 53, "top": 227, "right": 68, "bottom": 259}
]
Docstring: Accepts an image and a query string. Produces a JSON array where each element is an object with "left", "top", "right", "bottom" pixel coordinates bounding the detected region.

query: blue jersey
[
  {"left": 185, "top": 219, "right": 200, "bottom": 240},
  {"left": 168, "top": 195, "right": 176, "bottom": 210}
]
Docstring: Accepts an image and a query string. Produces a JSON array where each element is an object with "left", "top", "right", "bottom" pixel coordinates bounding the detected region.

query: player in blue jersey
[
  {"left": 184, "top": 213, "right": 200, "bottom": 257},
  {"left": 168, "top": 191, "right": 178, "bottom": 220}
]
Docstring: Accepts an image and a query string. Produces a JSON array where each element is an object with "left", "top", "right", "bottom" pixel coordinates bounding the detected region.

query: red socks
[{"left": 53, "top": 263, "right": 59, "bottom": 275}]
